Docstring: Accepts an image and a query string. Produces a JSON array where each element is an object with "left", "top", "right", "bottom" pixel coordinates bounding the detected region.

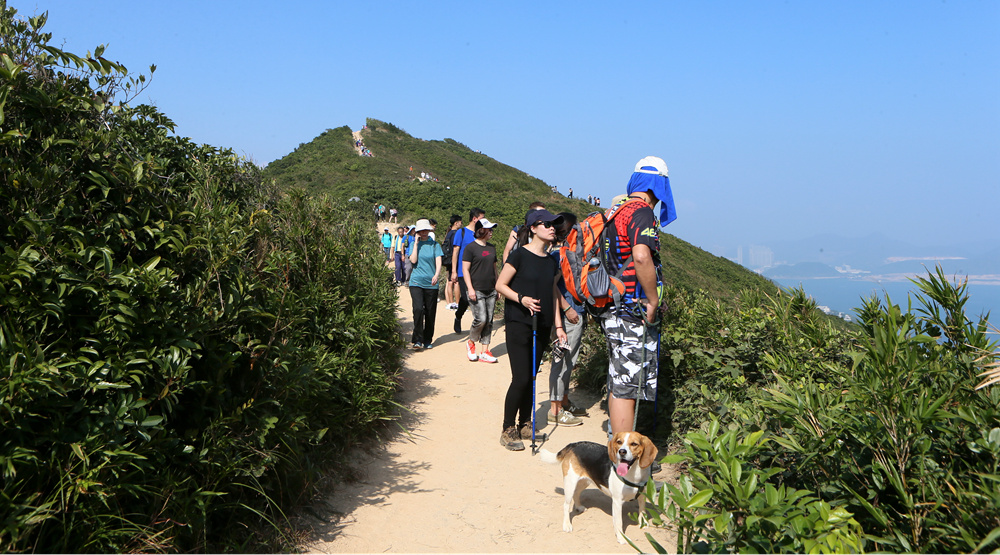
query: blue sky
[{"left": 16, "top": 1, "right": 999, "bottom": 258}]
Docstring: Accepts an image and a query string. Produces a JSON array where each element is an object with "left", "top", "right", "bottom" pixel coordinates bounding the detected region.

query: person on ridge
[{"left": 600, "top": 156, "right": 676, "bottom": 435}]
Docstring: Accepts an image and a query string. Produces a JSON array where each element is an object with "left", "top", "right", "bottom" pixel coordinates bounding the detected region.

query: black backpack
[{"left": 441, "top": 229, "right": 455, "bottom": 267}]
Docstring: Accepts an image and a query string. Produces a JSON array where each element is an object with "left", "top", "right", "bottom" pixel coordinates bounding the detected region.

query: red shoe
[
  {"left": 466, "top": 340, "right": 478, "bottom": 361},
  {"left": 479, "top": 350, "right": 498, "bottom": 363}
]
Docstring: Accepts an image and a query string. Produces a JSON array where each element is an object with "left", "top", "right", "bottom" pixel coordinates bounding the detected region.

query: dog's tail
[{"left": 538, "top": 448, "right": 560, "bottom": 464}]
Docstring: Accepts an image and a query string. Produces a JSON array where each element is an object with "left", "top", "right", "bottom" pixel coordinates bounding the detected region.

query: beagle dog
[{"left": 540, "top": 431, "right": 658, "bottom": 544}]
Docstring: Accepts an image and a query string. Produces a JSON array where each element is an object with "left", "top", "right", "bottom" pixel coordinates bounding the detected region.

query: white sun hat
[
  {"left": 634, "top": 156, "right": 668, "bottom": 177},
  {"left": 414, "top": 219, "right": 434, "bottom": 232}
]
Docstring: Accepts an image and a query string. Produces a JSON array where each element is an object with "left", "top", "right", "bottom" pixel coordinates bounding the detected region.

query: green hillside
[{"left": 264, "top": 118, "right": 774, "bottom": 299}]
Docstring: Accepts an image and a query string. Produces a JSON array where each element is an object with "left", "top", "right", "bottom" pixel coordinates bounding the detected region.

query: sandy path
[{"left": 299, "top": 233, "right": 676, "bottom": 553}]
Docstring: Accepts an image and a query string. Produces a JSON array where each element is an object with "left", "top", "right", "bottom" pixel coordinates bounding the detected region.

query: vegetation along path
[{"left": 299, "top": 241, "right": 677, "bottom": 552}]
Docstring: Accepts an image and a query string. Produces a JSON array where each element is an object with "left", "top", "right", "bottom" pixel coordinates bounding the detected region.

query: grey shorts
[{"left": 599, "top": 312, "right": 658, "bottom": 401}]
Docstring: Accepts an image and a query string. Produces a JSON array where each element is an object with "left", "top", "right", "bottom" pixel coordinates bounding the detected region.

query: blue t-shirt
[
  {"left": 452, "top": 227, "right": 476, "bottom": 277},
  {"left": 409, "top": 239, "right": 444, "bottom": 289},
  {"left": 381, "top": 232, "right": 392, "bottom": 248}
]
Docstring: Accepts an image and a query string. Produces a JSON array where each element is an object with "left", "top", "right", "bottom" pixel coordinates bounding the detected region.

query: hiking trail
[{"left": 297, "top": 224, "right": 678, "bottom": 552}]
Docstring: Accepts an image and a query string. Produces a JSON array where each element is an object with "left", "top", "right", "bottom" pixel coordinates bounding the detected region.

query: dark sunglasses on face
[{"left": 533, "top": 221, "right": 555, "bottom": 229}]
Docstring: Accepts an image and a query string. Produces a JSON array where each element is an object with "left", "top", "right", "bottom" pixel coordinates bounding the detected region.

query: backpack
[
  {"left": 441, "top": 229, "right": 456, "bottom": 267},
  {"left": 557, "top": 198, "right": 645, "bottom": 317}
]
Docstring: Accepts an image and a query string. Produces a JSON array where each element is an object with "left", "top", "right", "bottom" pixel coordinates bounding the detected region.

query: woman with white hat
[
  {"left": 461, "top": 218, "right": 500, "bottom": 363},
  {"left": 408, "top": 219, "right": 443, "bottom": 349}
]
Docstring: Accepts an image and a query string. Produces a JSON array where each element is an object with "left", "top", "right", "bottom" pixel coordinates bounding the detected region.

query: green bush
[
  {"left": 637, "top": 267, "right": 1000, "bottom": 553},
  {"left": 0, "top": 7, "right": 401, "bottom": 551}
]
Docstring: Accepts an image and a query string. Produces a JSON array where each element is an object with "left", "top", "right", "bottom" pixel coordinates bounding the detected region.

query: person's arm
[
  {"left": 632, "top": 243, "right": 659, "bottom": 324},
  {"left": 451, "top": 230, "right": 463, "bottom": 281},
  {"left": 553, "top": 282, "right": 568, "bottom": 343},
  {"left": 432, "top": 255, "right": 441, "bottom": 285},
  {"left": 409, "top": 239, "right": 420, "bottom": 264},
  {"left": 501, "top": 230, "right": 517, "bottom": 265},
  {"left": 463, "top": 259, "right": 476, "bottom": 302}
]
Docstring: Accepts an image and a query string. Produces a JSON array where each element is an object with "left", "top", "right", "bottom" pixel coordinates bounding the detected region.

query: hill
[{"left": 263, "top": 118, "right": 774, "bottom": 299}]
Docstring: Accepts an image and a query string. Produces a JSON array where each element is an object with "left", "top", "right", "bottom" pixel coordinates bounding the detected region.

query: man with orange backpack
[{"left": 600, "top": 156, "right": 676, "bottom": 435}]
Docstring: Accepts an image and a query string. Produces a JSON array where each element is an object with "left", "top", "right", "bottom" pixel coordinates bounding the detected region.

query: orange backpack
[{"left": 557, "top": 198, "right": 643, "bottom": 316}]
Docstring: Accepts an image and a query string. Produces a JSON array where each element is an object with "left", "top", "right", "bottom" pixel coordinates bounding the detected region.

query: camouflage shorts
[{"left": 599, "top": 313, "right": 658, "bottom": 401}]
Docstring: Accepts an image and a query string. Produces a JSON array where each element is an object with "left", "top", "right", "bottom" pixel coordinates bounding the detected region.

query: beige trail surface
[{"left": 299, "top": 235, "right": 677, "bottom": 553}]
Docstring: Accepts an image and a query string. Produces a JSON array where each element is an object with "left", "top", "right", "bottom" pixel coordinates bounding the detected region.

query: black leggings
[
  {"left": 410, "top": 286, "right": 438, "bottom": 345},
  {"left": 503, "top": 320, "right": 551, "bottom": 430}
]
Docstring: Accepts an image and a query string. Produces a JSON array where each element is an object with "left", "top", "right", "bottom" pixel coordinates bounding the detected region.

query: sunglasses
[{"left": 532, "top": 220, "right": 555, "bottom": 229}]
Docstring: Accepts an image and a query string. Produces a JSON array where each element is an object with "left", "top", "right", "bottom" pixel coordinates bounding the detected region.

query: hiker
[
  {"left": 380, "top": 227, "right": 393, "bottom": 260},
  {"left": 402, "top": 226, "right": 416, "bottom": 285},
  {"left": 450, "top": 208, "right": 485, "bottom": 334},
  {"left": 501, "top": 201, "right": 545, "bottom": 266},
  {"left": 601, "top": 156, "right": 676, "bottom": 434},
  {"left": 408, "top": 219, "right": 443, "bottom": 349},
  {"left": 389, "top": 226, "right": 407, "bottom": 285},
  {"left": 548, "top": 212, "right": 587, "bottom": 427},
  {"left": 568, "top": 187, "right": 573, "bottom": 199},
  {"left": 389, "top": 207, "right": 398, "bottom": 223},
  {"left": 442, "top": 215, "right": 462, "bottom": 310},
  {"left": 494, "top": 209, "right": 568, "bottom": 451},
  {"left": 462, "top": 218, "right": 500, "bottom": 363}
]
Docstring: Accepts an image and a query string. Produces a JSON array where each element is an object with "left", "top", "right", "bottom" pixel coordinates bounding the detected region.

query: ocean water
[{"left": 773, "top": 277, "right": 1000, "bottom": 333}]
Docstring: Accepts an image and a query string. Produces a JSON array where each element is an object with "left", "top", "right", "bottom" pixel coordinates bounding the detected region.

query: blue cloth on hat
[{"left": 626, "top": 169, "right": 676, "bottom": 227}]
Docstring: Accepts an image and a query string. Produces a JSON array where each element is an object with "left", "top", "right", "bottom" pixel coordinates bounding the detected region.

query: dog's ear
[
  {"left": 607, "top": 433, "right": 618, "bottom": 462},
  {"left": 639, "top": 435, "right": 659, "bottom": 469}
]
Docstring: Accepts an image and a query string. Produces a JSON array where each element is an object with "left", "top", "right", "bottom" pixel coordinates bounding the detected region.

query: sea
[{"left": 773, "top": 277, "right": 1000, "bottom": 337}]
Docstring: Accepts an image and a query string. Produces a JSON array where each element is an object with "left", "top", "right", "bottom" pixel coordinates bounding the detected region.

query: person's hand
[
  {"left": 467, "top": 289, "right": 477, "bottom": 302},
  {"left": 565, "top": 307, "right": 580, "bottom": 325},
  {"left": 431, "top": 275, "right": 438, "bottom": 286},
  {"left": 645, "top": 301, "right": 657, "bottom": 325},
  {"left": 556, "top": 327, "right": 568, "bottom": 344},
  {"left": 521, "top": 295, "right": 541, "bottom": 314}
]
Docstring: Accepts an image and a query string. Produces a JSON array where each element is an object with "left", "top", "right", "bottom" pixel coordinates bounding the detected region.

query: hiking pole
[{"left": 531, "top": 311, "right": 539, "bottom": 454}]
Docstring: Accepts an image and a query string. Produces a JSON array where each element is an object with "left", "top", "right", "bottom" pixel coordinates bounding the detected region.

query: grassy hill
[{"left": 263, "top": 117, "right": 774, "bottom": 300}]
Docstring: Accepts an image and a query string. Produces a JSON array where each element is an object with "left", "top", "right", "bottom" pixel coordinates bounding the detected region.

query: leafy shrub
[
  {"left": 0, "top": 7, "right": 401, "bottom": 552},
  {"left": 637, "top": 267, "right": 1000, "bottom": 553}
]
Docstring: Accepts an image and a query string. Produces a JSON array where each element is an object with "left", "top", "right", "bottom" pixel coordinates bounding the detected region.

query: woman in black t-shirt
[
  {"left": 494, "top": 209, "right": 568, "bottom": 451},
  {"left": 462, "top": 218, "right": 500, "bottom": 363}
]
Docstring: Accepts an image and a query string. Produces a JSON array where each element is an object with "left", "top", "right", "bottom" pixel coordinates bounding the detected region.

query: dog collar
[{"left": 616, "top": 473, "right": 649, "bottom": 499}]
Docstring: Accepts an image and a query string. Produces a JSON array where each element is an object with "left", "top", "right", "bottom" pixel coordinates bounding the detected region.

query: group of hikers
[
  {"left": 377, "top": 156, "right": 677, "bottom": 452},
  {"left": 564, "top": 187, "right": 602, "bottom": 207}
]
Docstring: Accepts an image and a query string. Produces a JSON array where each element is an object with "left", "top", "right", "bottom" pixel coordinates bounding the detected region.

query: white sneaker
[
  {"left": 466, "top": 340, "right": 478, "bottom": 361},
  {"left": 555, "top": 409, "right": 583, "bottom": 427},
  {"left": 478, "top": 350, "right": 498, "bottom": 363}
]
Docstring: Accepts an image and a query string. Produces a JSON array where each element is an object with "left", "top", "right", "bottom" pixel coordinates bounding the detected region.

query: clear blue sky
[{"left": 15, "top": 1, "right": 999, "bottom": 257}]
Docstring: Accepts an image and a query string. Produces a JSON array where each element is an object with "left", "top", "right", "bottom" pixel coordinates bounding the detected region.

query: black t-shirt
[
  {"left": 503, "top": 246, "right": 559, "bottom": 328},
  {"left": 462, "top": 241, "right": 497, "bottom": 292}
]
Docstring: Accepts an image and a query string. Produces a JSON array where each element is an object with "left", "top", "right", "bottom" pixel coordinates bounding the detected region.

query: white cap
[
  {"left": 476, "top": 218, "right": 498, "bottom": 230},
  {"left": 414, "top": 219, "right": 433, "bottom": 232},
  {"left": 634, "top": 156, "right": 668, "bottom": 177}
]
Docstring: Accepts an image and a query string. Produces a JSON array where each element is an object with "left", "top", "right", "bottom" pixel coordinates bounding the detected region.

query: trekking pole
[
  {"left": 633, "top": 318, "right": 647, "bottom": 433},
  {"left": 531, "top": 311, "right": 539, "bottom": 454}
]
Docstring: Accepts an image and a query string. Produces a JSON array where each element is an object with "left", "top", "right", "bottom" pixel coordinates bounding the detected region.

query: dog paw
[
  {"left": 572, "top": 505, "right": 584, "bottom": 515},
  {"left": 616, "top": 534, "right": 627, "bottom": 545},
  {"left": 563, "top": 521, "right": 573, "bottom": 533}
]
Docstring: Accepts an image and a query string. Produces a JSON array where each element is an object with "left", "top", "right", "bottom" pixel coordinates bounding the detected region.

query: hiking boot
[
  {"left": 518, "top": 422, "right": 533, "bottom": 440},
  {"left": 555, "top": 409, "right": 583, "bottom": 427},
  {"left": 454, "top": 317, "right": 462, "bottom": 334},
  {"left": 466, "top": 340, "right": 478, "bottom": 361},
  {"left": 564, "top": 399, "right": 588, "bottom": 416},
  {"left": 478, "top": 350, "right": 498, "bottom": 363},
  {"left": 500, "top": 426, "right": 525, "bottom": 451}
]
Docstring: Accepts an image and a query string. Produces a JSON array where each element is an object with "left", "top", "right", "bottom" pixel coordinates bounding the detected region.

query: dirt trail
[{"left": 299, "top": 228, "right": 676, "bottom": 553}]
